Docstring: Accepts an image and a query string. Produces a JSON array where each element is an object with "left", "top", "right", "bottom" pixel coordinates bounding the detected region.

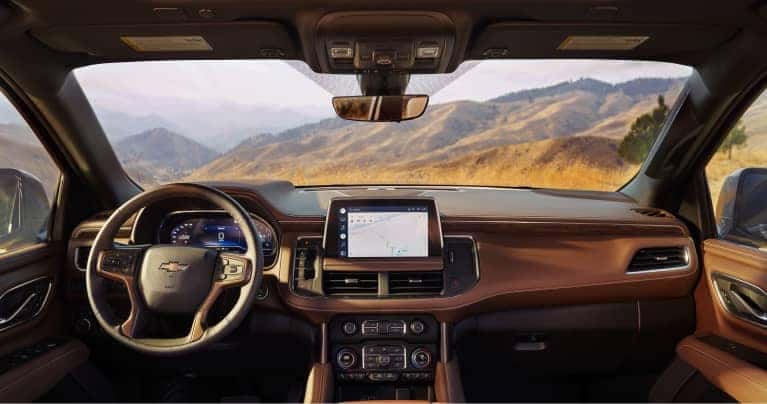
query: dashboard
[{"left": 67, "top": 182, "right": 698, "bottom": 322}]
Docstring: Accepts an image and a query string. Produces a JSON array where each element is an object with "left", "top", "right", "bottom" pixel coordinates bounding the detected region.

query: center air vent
[
  {"left": 389, "top": 271, "right": 444, "bottom": 296},
  {"left": 323, "top": 271, "right": 378, "bottom": 296},
  {"left": 627, "top": 247, "right": 688, "bottom": 273}
]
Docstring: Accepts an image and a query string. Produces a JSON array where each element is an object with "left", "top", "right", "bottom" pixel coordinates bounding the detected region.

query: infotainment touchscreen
[
  {"left": 324, "top": 198, "right": 442, "bottom": 259},
  {"left": 346, "top": 206, "right": 429, "bottom": 258}
]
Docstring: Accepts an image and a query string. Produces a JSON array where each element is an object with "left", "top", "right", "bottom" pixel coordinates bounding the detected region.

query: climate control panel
[{"left": 329, "top": 315, "right": 438, "bottom": 384}]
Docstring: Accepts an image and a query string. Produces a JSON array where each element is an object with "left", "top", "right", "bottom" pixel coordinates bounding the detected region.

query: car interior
[{"left": 0, "top": 0, "right": 767, "bottom": 402}]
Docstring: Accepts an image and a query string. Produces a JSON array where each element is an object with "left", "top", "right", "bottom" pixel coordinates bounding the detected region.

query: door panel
[
  {"left": 0, "top": 243, "right": 64, "bottom": 355},
  {"left": 698, "top": 239, "right": 767, "bottom": 352},
  {"left": 666, "top": 238, "right": 767, "bottom": 401},
  {"left": 676, "top": 336, "right": 767, "bottom": 402}
]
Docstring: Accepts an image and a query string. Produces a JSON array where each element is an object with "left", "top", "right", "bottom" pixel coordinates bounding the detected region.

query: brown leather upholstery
[
  {"left": 696, "top": 239, "right": 767, "bottom": 352},
  {"left": 277, "top": 231, "right": 698, "bottom": 322},
  {"left": 303, "top": 362, "right": 334, "bottom": 404},
  {"left": 677, "top": 336, "right": 767, "bottom": 402},
  {"left": 0, "top": 339, "right": 89, "bottom": 402}
]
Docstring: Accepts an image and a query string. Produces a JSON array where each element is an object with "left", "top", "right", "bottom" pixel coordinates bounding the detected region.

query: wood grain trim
[
  {"left": 323, "top": 257, "right": 443, "bottom": 272},
  {"left": 276, "top": 232, "right": 698, "bottom": 322},
  {"left": 677, "top": 336, "right": 767, "bottom": 402},
  {"left": 697, "top": 239, "right": 767, "bottom": 352}
]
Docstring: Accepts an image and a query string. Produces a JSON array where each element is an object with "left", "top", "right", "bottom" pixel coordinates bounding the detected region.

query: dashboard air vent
[
  {"left": 323, "top": 271, "right": 378, "bottom": 296},
  {"left": 74, "top": 246, "right": 91, "bottom": 271},
  {"left": 631, "top": 208, "right": 672, "bottom": 218},
  {"left": 627, "top": 247, "right": 688, "bottom": 273},
  {"left": 389, "top": 271, "right": 444, "bottom": 296}
]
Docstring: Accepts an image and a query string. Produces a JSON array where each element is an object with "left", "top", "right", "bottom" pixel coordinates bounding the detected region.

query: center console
[
  {"left": 295, "top": 197, "right": 474, "bottom": 401},
  {"left": 329, "top": 315, "right": 439, "bottom": 401}
]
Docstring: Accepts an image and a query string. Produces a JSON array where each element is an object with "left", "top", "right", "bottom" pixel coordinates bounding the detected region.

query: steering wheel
[{"left": 85, "top": 183, "right": 263, "bottom": 355}]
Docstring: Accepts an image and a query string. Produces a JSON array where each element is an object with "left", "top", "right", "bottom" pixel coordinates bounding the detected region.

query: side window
[
  {"left": 706, "top": 91, "right": 767, "bottom": 247},
  {"left": 0, "top": 95, "right": 60, "bottom": 255}
]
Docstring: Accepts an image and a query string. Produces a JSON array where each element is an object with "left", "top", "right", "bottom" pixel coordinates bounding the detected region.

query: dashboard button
[
  {"left": 342, "top": 321, "right": 358, "bottom": 335},
  {"left": 409, "top": 320, "right": 426, "bottom": 335}
]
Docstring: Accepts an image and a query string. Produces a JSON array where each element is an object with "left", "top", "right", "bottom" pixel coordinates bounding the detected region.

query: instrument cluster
[{"left": 157, "top": 211, "right": 278, "bottom": 266}]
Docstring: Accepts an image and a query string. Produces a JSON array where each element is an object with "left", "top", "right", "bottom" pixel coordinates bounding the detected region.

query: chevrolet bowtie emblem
[{"left": 158, "top": 261, "right": 189, "bottom": 273}]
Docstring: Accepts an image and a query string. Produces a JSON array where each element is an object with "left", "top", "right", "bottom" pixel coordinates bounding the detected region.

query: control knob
[
  {"left": 336, "top": 348, "right": 357, "bottom": 370},
  {"left": 411, "top": 348, "right": 432, "bottom": 369}
]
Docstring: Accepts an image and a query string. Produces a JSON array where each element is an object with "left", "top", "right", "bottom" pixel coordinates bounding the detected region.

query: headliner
[{"left": 0, "top": 0, "right": 763, "bottom": 72}]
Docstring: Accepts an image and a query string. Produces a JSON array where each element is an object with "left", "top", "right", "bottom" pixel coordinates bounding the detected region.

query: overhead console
[
  {"left": 291, "top": 197, "right": 478, "bottom": 298},
  {"left": 314, "top": 11, "right": 456, "bottom": 74}
]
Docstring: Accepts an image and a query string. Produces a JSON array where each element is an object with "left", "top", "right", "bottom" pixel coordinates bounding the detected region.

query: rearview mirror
[
  {"left": 332, "top": 95, "right": 429, "bottom": 122},
  {"left": 716, "top": 167, "right": 767, "bottom": 246}
]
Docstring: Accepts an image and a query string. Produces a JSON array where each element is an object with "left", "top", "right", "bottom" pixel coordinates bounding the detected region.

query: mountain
[
  {"left": 94, "top": 109, "right": 181, "bottom": 141},
  {"left": 115, "top": 128, "right": 220, "bottom": 186},
  {"left": 88, "top": 99, "right": 333, "bottom": 151},
  {"left": 188, "top": 77, "right": 686, "bottom": 187}
]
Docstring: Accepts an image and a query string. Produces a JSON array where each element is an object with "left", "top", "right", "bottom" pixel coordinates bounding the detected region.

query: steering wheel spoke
[
  {"left": 214, "top": 252, "right": 253, "bottom": 286},
  {"left": 187, "top": 252, "right": 253, "bottom": 342},
  {"left": 94, "top": 245, "right": 150, "bottom": 338}
]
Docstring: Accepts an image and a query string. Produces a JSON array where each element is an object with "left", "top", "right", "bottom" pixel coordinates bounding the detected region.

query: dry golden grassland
[{"left": 188, "top": 137, "right": 766, "bottom": 199}]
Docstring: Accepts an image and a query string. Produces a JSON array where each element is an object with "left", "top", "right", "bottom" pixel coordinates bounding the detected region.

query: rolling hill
[
  {"left": 11, "top": 74, "right": 766, "bottom": 194},
  {"left": 186, "top": 77, "right": 686, "bottom": 189}
]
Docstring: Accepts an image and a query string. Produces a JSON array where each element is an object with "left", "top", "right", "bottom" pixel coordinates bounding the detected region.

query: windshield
[{"left": 74, "top": 59, "right": 692, "bottom": 190}]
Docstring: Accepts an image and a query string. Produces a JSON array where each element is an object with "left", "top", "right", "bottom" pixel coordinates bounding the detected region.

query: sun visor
[
  {"left": 31, "top": 21, "right": 299, "bottom": 61},
  {"left": 470, "top": 23, "right": 736, "bottom": 63}
]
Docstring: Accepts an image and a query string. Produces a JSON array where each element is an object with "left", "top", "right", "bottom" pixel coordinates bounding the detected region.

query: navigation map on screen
[{"left": 346, "top": 207, "right": 429, "bottom": 258}]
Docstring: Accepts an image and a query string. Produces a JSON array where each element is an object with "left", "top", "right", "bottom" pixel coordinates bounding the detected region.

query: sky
[{"left": 74, "top": 59, "right": 692, "bottom": 116}]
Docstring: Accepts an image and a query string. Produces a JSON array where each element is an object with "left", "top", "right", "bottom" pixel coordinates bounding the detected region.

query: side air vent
[
  {"left": 74, "top": 246, "right": 91, "bottom": 271},
  {"left": 627, "top": 247, "right": 689, "bottom": 273},
  {"left": 631, "top": 208, "right": 672, "bottom": 218},
  {"left": 323, "top": 271, "right": 378, "bottom": 296},
  {"left": 389, "top": 271, "right": 444, "bottom": 296}
]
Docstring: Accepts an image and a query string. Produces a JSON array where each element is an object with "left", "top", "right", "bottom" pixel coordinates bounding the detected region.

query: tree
[
  {"left": 720, "top": 121, "right": 748, "bottom": 160},
  {"left": 618, "top": 95, "right": 669, "bottom": 164}
]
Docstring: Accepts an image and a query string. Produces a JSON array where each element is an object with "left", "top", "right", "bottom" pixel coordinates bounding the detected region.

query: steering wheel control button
[
  {"left": 342, "top": 321, "right": 358, "bottom": 335},
  {"left": 409, "top": 320, "right": 426, "bottom": 335},
  {"left": 336, "top": 348, "right": 357, "bottom": 370},
  {"left": 100, "top": 251, "right": 136, "bottom": 275},
  {"left": 411, "top": 348, "right": 432, "bottom": 369}
]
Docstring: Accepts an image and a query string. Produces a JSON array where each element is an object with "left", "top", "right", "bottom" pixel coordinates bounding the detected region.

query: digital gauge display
[{"left": 163, "top": 215, "right": 275, "bottom": 254}]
